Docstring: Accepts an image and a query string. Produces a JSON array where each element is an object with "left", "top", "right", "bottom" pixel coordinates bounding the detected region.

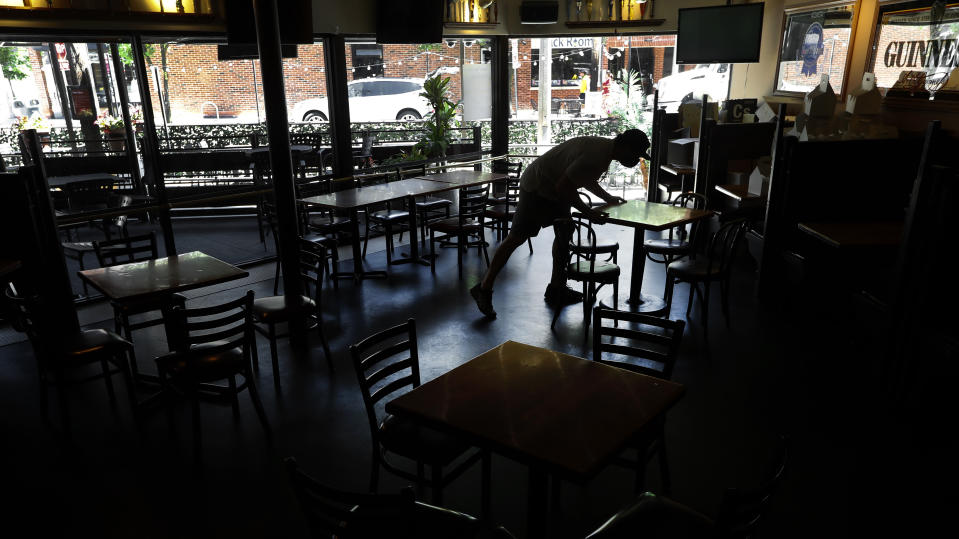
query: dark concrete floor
[{"left": 0, "top": 217, "right": 951, "bottom": 538}]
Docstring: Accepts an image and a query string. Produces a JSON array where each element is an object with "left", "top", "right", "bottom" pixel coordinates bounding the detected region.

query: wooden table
[
  {"left": 659, "top": 164, "right": 696, "bottom": 199},
  {"left": 47, "top": 172, "right": 118, "bottom": 189},
  {"left": 299, "top": 172, "right": 506, "bottom": 280},
  {"left": 594, "top": 200, "right": 714, "bottom": 313},
  {"left": 78, "top": 251, "right": 248, "bottom": 383},
  {"left": 387, "top": 340, "right": 685, "bottom": 539},
  {"left": 78, "top": 251, "right": 248, "bottom": 303},
  {"left": 797, "top": 221, "right": 903, "bottom": 249}
]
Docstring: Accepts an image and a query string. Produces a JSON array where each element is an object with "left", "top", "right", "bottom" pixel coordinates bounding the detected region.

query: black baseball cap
[{"left": 615, "top": 129, "right": 652, "bottom": 161}]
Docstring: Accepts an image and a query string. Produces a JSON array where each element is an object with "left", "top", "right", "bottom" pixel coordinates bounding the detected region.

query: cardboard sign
[{"left": 722, "top": 99, "right": 758, "bottom": 123}]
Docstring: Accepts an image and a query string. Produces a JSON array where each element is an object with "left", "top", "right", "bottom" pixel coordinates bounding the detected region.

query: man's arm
[
  {"left": 584, "top": 181, "right": 626, "bottom": 206},
  {"left": 555, "top": 173, "right": 607, "bottom": 221}
]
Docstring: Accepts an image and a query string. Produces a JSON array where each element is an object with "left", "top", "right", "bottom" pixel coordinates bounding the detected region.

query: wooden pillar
[{"left": 253, "top": 0, "right": 305, "bottom": 341}]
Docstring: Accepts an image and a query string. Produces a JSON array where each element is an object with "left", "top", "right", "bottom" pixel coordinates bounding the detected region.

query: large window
[
  {"left": 870, "top": 1, "right": 959, "bottom": 91},
  {"left": 350, "top": 44, "right": 384, "bottom": 79},
  {"left": 775, "top": 3, "right": 856, "bottom": 95}
]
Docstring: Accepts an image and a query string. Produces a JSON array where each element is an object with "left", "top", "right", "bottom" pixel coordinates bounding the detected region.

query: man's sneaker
[
  {"left": 470, "top": 284, "right": 496, "bottom": 319},
  {"left": 544, "top": 284, "right": 584, "bottom": 306}
]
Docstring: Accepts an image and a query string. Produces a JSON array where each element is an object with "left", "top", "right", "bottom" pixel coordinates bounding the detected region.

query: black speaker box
[{"left": 521, "top": 1, "right": 559, "bottom": 24}]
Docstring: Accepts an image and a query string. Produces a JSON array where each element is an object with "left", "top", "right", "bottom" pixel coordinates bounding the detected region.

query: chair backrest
[
  {"left": 715, "top": 436, "right": 789, "bottom": 538},
  {"left": 164, "top": 290, "right": 255, "bottom": 366},
  {"left": 668, "top": 192, "right": 709, "bottom": 243},
  {"left": 704, "top": 218, "right": 749, "bottom": 277},
  {"left": 64, "top": 177, "right": 114, "bottom": 211},
  {"left": 395, "top": 164, "right": 426, "bottom": 180},
  {"left": 94, "top": 232, "right": 159, "bottom": 267},
  {"left": 349, "top": 319, "right": 420, "bottom": 442},
  {"left": 458, "top": 183, "right": 489, "bottom": 223},
  {"left": 299, "top": 237, "right": 327, "bottom": 305},
  {"left": 500, "top": 161, "right": 523, "bottom": 205},
  {"left": 286, "top": 457, "right": 417, "bottom": 538},
  {"left": 592, "top": 308, "right": 686, "bottom": 379}
]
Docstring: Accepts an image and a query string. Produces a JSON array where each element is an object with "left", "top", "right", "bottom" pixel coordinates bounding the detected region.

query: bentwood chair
[
  {"left": 5, "top": 284, "right": 137, "bottom": 434},
  {"left": 397, "top": 164, "right": 453, "bottom": 245},
  {"left": 664, "top": 218, "right": 748, "bottom": 342},
  {"left": 94, "top": 232, "right": 186, "bottom": 378},
  {"left": 482, "top": 161, "right": 533, "bottom": 254},
  {"left": 645, "top": 192, "right": 709, "bottom": 266},
  {"left": 593, "top": 308, "right": 686, "bottom": 494},
  {"left": 585, "top": 436, "right": 788, "bottom": 539},
  {"left": 550, "top": 216, "right": 620, "bottom": 332},
  {"left": 252, "top": 238, "right": 334, "bottom": 389},
  {"left": 428, "top": 183, "right": 491, "bottom": 279},
  {"left": 158, "top": 291, "right": 271, "bottom": 468},
  {"left": 349, "top": 319, "right": 490, "bottom": 509},
  {"left": 285, "top": 458, "right": 514, "bottom": 539}
]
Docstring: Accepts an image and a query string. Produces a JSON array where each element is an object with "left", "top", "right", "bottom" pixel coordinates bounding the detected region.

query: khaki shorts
[{"left": 511, "top": 189, "right": 571, "bottom": 238}]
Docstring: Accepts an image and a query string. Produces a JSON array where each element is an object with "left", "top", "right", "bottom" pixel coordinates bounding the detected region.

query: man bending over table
[{"left": 470, "top": 129, "right": 652, "bottom": 319}]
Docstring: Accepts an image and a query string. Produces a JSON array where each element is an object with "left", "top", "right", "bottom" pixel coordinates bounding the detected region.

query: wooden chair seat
[
  {"left": 666, "top": 258, "right": 721, "bottom": 280},
  {"left": 482, "top": 204, "right": 514, "bottom": 220},
  {"left": 252, "top": 294, "right": 315, "bottom": 322},
  {"left": 643, "top": 238, "right": 689, "bottom": 255},
  {"left": 158, "top": 341, "right": 246, "bottom": 384},
  {"left": 59, "top": 328, "right": 131, "bottom": 360},
  {"left": 430, "top": 216, "right": 484, "bottom": 233},
  {"left": 415, "top": 197, "right": 452, "bottom": 211},
  {"left": 370, "top": 208, "right": 410, "bottom": 222},
  {"left": 567, "top": 260, "right": 620, "bottom": 280},
  {"left": 379, "top": 414, "right": 471, "bottom": 465}
]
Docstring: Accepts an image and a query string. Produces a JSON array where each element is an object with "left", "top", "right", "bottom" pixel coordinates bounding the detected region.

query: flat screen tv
[
  {"left": 677, "top": 3, "right": 765, "bottom": 64},
  {"left": 376, "top": 0, "right": 444, "bottom": 44}
]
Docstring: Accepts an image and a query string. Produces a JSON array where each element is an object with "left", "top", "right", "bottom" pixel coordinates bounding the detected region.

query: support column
[
  {"left": 110, "top": 43, "right": 142, "bottom": 189},
  {"left": 46, "top": 43, "right": 77, "bottom": 150},
  {"left": 131, "top": 35, "right": 175, "bottom": 255},
  {"left": 253, "top": 0, "right": 306, "bottom": 342},
  {"left": 490, "top": 36, "right": 510, "bottom": 173},
  {"left": 323, "top": 36, "right": 354, "bottom": 178}
]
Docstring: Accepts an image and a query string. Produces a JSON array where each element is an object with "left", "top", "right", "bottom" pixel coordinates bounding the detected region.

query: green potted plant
[
  {"left": 95, "top": 113, "right": 126, "bottom": 151},
  {"left": 413, "top": 74, "right": 460, "bottom": 159}
]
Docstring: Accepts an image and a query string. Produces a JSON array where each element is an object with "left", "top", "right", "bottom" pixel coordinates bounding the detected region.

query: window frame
[{"left": 772, "top": 0, "right": 862, "bottom": 99}]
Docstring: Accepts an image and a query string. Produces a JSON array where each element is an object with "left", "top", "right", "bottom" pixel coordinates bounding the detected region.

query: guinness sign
[{"left": 883, "top": 39, "right": 959, "bottom": 69}]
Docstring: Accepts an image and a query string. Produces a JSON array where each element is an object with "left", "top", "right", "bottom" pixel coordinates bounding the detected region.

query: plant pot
[{"left": 105, "top": 132, "right": 125, "bottom": 151}]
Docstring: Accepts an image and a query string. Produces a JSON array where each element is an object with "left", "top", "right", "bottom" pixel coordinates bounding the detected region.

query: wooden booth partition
[{"left": 756, "top": 135, "right": 924, "bottom": 303}]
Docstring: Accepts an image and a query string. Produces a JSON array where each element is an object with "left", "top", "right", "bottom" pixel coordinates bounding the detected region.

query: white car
[
  {"left": 655, "top": 64, "right": 730, "bottom": 111},
  {"left": 291, "top": 78, "right": 431, "bottom": 123}
]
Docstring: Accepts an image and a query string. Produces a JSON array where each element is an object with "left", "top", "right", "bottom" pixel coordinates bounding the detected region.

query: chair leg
[
  {"left": 686, "top": 283, "right": 696, "bottom": 317},
  {"left": 191, "top": 395, "right": 203, "bottom": 470},
  {"left": 658, "top": 437, "right": 672, "bottom": 496},
  {"left": 527, "top": 237, "right": 534, "bottom": 254},
  {"left": 457, "top": 232, "right": 464, "bottom": 279},
  {"left": 482, "top": 450, "right": 491, "bottom": 519},
  {"left": 229, "top": 375, "right": 240, "bottom": 418},
  {"left": 246, "top": 376, "right": 272, "bottom": 439},
  {"left": 480, "top": 229, "right": 490, "bottom": 267},
  {"left": 431, "top": 464, "right": 443, "bottom": 505},
  {"left": 117, "top": 352, "right": 139, "bottom": 424},
  {"left": 369, "top": 449, "right": 381, "bottom": 493},
  {"left": 384, "top": 222, "right": 393, "bottom": 265},
  {"left": 273, "top": 260, "right": 280, "bottom": 295},
  {"left": 250, "top": 334, "right": 260, "bottom": 372},
  {"left": 268, "top": 324, "right": 280, "bottom": 389},
  {"left": 430, "top": 229, "right": 437, "bottom": 274},
  {"left": 362, "top": 215, "right": 371, "bottom": 258},
  {"left": 317, "top": 321, "right": 334, "bottom": 373},
  {"left": 101, "top": 357, "right": 117, "bottom": 405}
]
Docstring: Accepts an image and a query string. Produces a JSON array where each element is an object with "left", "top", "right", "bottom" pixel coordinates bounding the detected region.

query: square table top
[
  {"left": 714, "top": 183, "right": 764, "bottom": 202},
  {"left": 298, "top": 178, "right": 453, "bottom": 210},
  {"left": 78, "top": 251, "right": 248, "bottom": 302},
  {"left": 797, "top": 221, "right": 903, "bottom": 249},
  {"left": 595, "top": 200, "right": 713, "bottom": 232},
  {"left": 415, "top": 170, "right": 508, "bottom": 188},
  {"left": 386, "top": 340, "right": 685, "bottom": 480}
]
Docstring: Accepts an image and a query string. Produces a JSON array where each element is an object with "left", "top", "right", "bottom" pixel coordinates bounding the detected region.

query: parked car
[
  {"left": 290, "top": 78, "right": 430, "bottom": 123},
  {"left": 655, "top": 63, "right": 730, "bottom": 110}
]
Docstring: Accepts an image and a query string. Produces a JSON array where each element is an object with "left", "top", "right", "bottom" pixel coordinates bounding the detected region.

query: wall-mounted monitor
[
  {"left": 376, "top": 0, "right": 444, "bottom": 44},
  {"left": 677, "top": 3, "right": 765, "bottom": 64}
]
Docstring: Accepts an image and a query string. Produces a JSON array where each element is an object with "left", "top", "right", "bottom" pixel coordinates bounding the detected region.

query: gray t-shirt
[{"left": 520, "top": 136, "right": 614, "bottom": 201}]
